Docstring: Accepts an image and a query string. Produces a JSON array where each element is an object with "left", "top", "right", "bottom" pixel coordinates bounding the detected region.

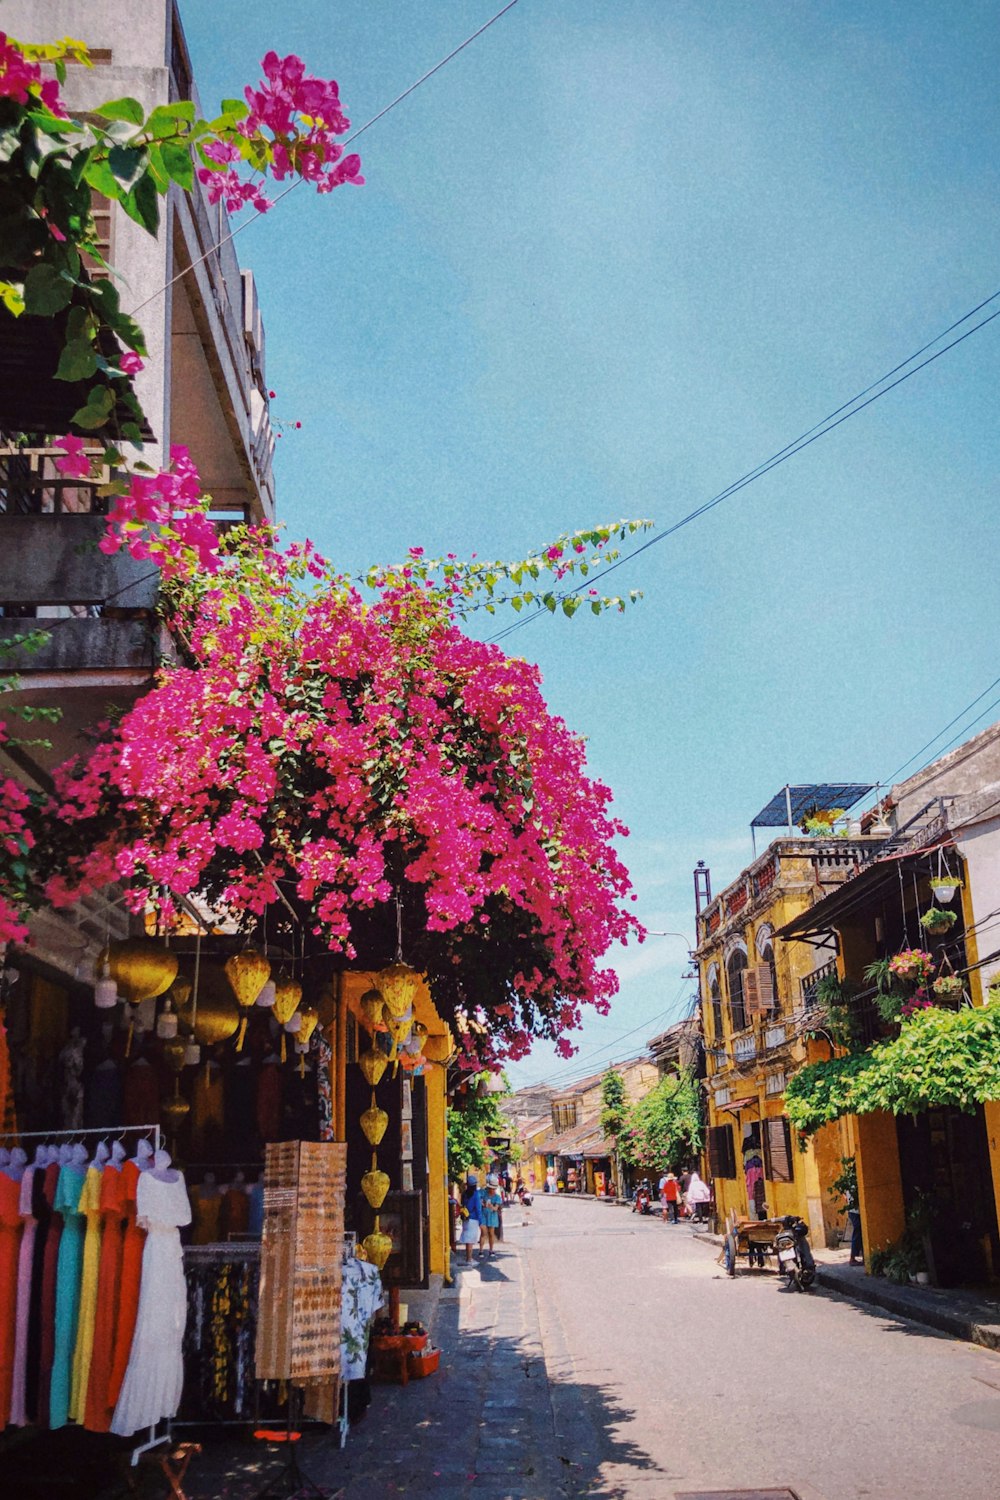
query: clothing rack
[{"left": 0, "top": 1124, "right": 162, "bottom": 1149}]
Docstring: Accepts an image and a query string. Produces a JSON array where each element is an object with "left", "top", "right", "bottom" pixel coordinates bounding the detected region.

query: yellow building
[
  {"left": 696, "top": 829, "right": 886, "bottom": 1245},
  {"left": 776, "top": 737, "right": 1000, "bottom": 1285}
]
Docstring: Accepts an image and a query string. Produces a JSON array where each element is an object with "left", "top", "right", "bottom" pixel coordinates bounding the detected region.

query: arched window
[
  {"left": 727, "top": 949, "right": 749, "bottom": 1032},
  {"left": 710, "top": 976, "right": 724, "bottom": 1039}
]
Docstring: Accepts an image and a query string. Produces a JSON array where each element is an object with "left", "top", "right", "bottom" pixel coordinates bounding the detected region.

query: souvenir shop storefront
[{"left": 0, "top": 907, "right": 449, "bottom": 1491}]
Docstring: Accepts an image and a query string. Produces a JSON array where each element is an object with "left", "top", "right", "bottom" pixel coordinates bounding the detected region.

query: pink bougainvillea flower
[
  {"left": 53, "top": 435, "right": 92, "bottom": 480},
  {"left": 119, "top": 351, "right": 144, "bottom": 376}
]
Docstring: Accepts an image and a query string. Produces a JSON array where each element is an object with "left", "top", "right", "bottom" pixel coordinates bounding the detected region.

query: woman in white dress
[{"left": 111, "top": 1152, "right": 191, "bottom": 1436}]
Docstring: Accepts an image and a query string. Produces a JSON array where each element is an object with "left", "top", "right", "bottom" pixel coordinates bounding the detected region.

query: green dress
[{"left": 50, "top": 1164, "right": 86, "bottom": 1429}]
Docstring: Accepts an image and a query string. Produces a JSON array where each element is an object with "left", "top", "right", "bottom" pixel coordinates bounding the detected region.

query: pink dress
[
  {"left": 8, "top": 1165, "right": 36, "bottom": 1427},
  {"left": 0, "top": 1172, "right": 24, "bottom": 1429}
]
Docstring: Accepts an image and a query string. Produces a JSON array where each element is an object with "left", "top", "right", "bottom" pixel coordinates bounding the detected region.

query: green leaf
[
  {"left": 55, "top": 339, "right": 99, "bottom": 382},
  {"left": 543, "top": 594, "right": 557, "bottom": 614},
  {"left": 82, "top": 153, "right": 119, "bottom": 198},
  {"left": 94, "top": 96, "right": 145, "bottom": 126},
  {"left": 88, "top": 279, "right": 121, "bottom": 318},
  {"left": 106, "top": 309, "right": 148, "bottom": 356},
  {"left": 145, "top": 100, "right": 196, "bottom": 136},
  {"left": 220, "top": 99, "right": 250, "bottom": 119},
  {"left": 23, "top": 263, "right": 73, "bottom": 315},
  {"left": 108, "top": 144, "right": 146, "bottom": 193},
  {"left": 70, "top": 384, "right": 116, "bottom": 431},
  {"left": 0, "top": 280, "right": 25, "bottom": 316},
  {"left": 160, "top": 139, "right": 194, "bottom": 191},
  {"left": 121, "top": 173, "right": 159, "bottom": 235}
]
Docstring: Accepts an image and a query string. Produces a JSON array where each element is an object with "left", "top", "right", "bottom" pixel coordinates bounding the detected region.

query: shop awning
[{"left": 718, "top": 1097, "right": 759, "bottom": 1114}]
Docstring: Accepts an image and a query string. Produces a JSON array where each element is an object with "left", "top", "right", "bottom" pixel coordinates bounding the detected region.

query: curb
[{"left": 688, "top": 1228, "right": 1000, "bottom": 1351}]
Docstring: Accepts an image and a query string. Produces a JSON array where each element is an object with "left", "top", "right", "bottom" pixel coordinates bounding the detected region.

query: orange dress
[
  {"left": 83, "top": 1164, "right": 126, "bottom": 1432},
  {"left": 0, "top": 1172, "right": 24, "bottom": 1430},
  {"left": 106, "top": 1159, "right": 146, "bottom": 1409}
]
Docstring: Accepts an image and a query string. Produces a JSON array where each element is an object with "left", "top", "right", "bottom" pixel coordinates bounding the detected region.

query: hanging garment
[
  {"left": 69, "top": 1165, "right": 102, "bottom": 1422},
  {"left": 0, "top": 1171, "right": 25, "bottom": 1430},
  {"left": 50, "top": 1164, "right": 86, "bottom": 1428},
  {"left": 190, "top": 1064, "right": 224, "bottom": 1158},
  {"left": 83, "top": 1162, "right": 126, "bottom": 1432},
  {"left": 106, "top": 1158, "right": 147, "bottom": 1413},
  {"left": 25, "top": 1162, "right": 55, "bottom": 1424},
  {"left": 36, "top": 1160, "right": 64, "bottom": 1424},
  {"left": 256, "top": 1061, "right": 282, "bottom": 1144},
  {"left": 340, "top": 1258, "right": 384, "bottom": 1381},
  {"left": 189, "top": 1186, "right": 221, "bottom": 1247},
  {"left": 111, "top": 1172, "right": 191, "bottom": 1436},
  {"left": 8, "top": 1165, "right": 36, "bottom": 1427},
  {"left": 220, "top": 1185, "right": 249, "bottom": 1241},
  {"left": 122, "top": 1060, "right": 159, "bottom": 1128}
]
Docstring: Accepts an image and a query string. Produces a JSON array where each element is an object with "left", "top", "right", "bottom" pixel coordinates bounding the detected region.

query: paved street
[{"left": 179, "top": 1194, "right": 1000, "bottom": 1500}]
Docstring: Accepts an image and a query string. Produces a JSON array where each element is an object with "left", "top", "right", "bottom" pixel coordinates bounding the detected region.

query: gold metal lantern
[
  {"left": 358, "top": 1047, "right": 388, "bottom": 1087},
  {"left": 161, "top": 1093, "right": 191, "bottom": 1129},
  {"left": 176, "top": 962, "right": 241, "bottom": 1047},
  {"left": 225, "top": 950, "right": 271, "bottom": 1051},
  {"left": 359, "top": 990, "right": 387, "bottom": 1032},
  {"left": 296, "top": 1006, "right": 319, "bottom": 1076},
  {"left": 161, "top": 1035, "right": 188, "bottom": 1074},
  {"left": 375, "top": 962, "right": 420, "bottom": 1019},
  {"left": 272, "top": 978, "right": 303, "bottom": 1061},
  {"left": 361, "top": 1095, "right": 389, "bottom": 1146},
  {"left": 108, "top": 938, "right": 178, "bottom": 1054},
  {"left": 361, "top": 1156, "right": 390, "bottom": 1210},
  {"left": 362, "top": 1218, "right": 392, "bottom": 1271}
]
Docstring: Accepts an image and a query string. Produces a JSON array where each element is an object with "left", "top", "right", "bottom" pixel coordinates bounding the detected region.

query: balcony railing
[
  {"left": 800, "top": 958, "right": 838, "bottom": 1007},
  {"left": 732, "top": 1031, "right": 757, "bottom": 1065}
]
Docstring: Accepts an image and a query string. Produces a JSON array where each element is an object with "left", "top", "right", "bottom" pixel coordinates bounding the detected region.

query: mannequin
[
  {"left": 0, "top": 1147, "right": 10, "bottom": 1169},
  {"left": 70, "top": 1143, "right": 88, "bottom": 1169},
  {"left": 132, "top": 1138, "right": 154, "bottom": 1171},
  {"left": 57, "top": 1142, "right": 73, "bottom": 1165},
  {"left": 110, "top": 1140, "right": 126, "bottom": 1168},
  {"left": 3, "top": 1146, "right": 27, "bottom": 1182},
  {"left": 92, "top": 1141, "right": 110, "bottom": 1170},
  {"left": 150, "top": 1148, "right": 179, "bottom": 1185}
]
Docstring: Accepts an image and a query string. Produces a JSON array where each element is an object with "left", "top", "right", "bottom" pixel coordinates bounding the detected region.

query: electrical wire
[
  {"left": 881, "top": 673, "right": 1000, "bottom": 787},
  {"left": 488, "top": 290, "right": 1000, "bottom": 644},
  {"left": 130, "top": 1, "right": 521, "bottom": 316}
]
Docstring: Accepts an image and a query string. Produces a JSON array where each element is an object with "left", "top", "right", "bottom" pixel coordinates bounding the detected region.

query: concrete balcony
[
  {"left": 0, "top": 617, "right": 157, "bottom": 674},
  {"left": 0, "top": 514, "right": 159, "bottom": 612}
]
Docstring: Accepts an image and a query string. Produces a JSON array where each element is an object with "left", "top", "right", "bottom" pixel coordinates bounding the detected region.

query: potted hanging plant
[
  {"left": 929, "top": 876, "right": 961, "bottom": 905},
  {"left": 888, "top": 949, "right": 935, "bottom": 986},
  {"left": 932, "top": 973, "right": 964, "bottom": 1001},
  {"left": 919, "top": 908, "right": 957, "bottom": 937}
]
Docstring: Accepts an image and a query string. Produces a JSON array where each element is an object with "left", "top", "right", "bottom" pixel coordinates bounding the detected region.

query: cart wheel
[{"left": 725, "top": 1231, "right": 738, "bottom": 1276}]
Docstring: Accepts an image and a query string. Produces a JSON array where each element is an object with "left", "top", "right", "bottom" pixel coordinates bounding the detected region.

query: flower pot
[
  {"left": 922, "top": 919, "right": 954, "bottom": 936},
  {"left": 912, "top": 1270, "right": 930, "bottom": 1286},
  {"left": 930, "top": 882, "right": 958, "bottom": 904}
]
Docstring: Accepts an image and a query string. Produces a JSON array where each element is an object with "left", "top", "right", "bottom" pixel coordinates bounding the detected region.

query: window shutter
[
  {"left": 707, "top": 1124, "right": 736, "bottom": 1180},
  {"left": 744, "top": 965, "right": 774, "bottom": 1016},
  {"left": 763, "top": 1117, "right": 794, "bottom": 1183}
]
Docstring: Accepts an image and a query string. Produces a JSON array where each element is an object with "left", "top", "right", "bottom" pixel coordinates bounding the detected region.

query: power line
[
  {"left": 130, "top": 1, "right": 521, "bottom": 316},
  {"left": 514, "top": 976, "right": 694, "bottom": 1090},
  {"left": 488, "top": 288, "right": 1000, "bottom": 644},
  {"left": 881, "top": 672, "right": 1000, "bottom": 786}
]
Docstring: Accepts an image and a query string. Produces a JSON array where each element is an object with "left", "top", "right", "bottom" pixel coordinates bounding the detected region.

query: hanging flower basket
[
  {"left": 932, "top": 974, "right": 964, "bottom": 1000},
  {"left": 889, "top": 949, "right": 935, "bottom": 986},
  {"left": 919, "top": 908, "right": 958, "bottom": 937},
  {"left": 929, "top": 879, "right": 960, "bottom": 905}
]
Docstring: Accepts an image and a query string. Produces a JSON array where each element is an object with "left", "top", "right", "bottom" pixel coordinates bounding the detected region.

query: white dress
[{"left": 111, "top": 1171, "right": 192, "bottom": 1435}]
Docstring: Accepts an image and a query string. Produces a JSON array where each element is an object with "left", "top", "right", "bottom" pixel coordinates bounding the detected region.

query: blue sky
[{"left": 180, "top": 0, "right": 1000, "bottom": 1089}]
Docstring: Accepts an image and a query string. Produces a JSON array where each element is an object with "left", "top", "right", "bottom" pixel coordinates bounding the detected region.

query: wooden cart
[{"left": 722, "top": 1213, "right": 786, "bottom": 1276}]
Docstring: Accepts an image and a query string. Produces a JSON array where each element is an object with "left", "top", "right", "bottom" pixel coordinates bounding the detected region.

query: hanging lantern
[
  {"left": 362, "top": 1217, "right": 392, "bottom": 1271},
  {"left": 399, "top": 1049, "right": 424, "bottom": 1073},
  {"left": 169, "top": 975, "right": 192, "bottom": 1010},
  {"left": 184, "top": 1041, "right": 201, "bottom": 1067},
  {"left": 176, "top": 963, "right": 240, "bottom": 1047},
  {"left": 225, "top": 950, "right": 271, "bottom": 1051},
  {"left": 156, "top": 999, "right": 179, "bottom": 1040},
  {"left": 284, "top": 1010, "right": 303, "bottom": 1034},
  {"left": 108, "top": 938, "right": 179, "bottom": 1005},
  {"left": 361, "top": 1095, "right": 389, "bottom": 1146},
  {"left": 361, "top": 1159, "right": 390, "bottom": 1210},
  {"left": 296, "top": 1006, "right": 319, "bottom": 1077},
  {"left": 358, "top": 1047, "right": 388, "bottom": 1087},
  {"left": 94, "top": 953, "right": 118, "bottom": 1010},
  {"left": 385, "top": 1007, "right": 414, "bottom": 1048},
  {"left": 161, "top": 1093, "right": 190, "bottom": 1129},
  {"left": 422, "top": 1033, "right": 451, "bottom": 1063},
  {"left": 161, "top": 1035, "right": 187, "bottom": 1073},
  {"left": 376, "top": 963, "right": 420, "bottom": 1019},
  {"left": 360, "top": 990, "right": 388, "bottom": 1032},
  {"left": 256, "top": 978, "right": 277, "bottom": 1008}
]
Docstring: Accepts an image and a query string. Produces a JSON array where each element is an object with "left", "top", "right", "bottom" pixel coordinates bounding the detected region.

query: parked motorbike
[
  {"left": 516, "top": 1186, "right": 533, "bottom": 1207},
  {"left": 775, "top": 1215, "right": 816, "bottom": 1291},
  {"left": 631, "top": 1184, "right": 655, "bottom": 1215}
]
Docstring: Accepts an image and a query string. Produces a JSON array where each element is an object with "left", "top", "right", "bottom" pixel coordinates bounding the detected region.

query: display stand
[{"left": 251, "top": 1387, "right": 327, "bottom": 1500}]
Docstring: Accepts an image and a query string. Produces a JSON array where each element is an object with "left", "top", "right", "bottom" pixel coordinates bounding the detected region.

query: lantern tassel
[
  {"left": 281, "top": 1032, "right": 287, "bottom": 1064},
  {"left": 125, "top": 1016, "right": 134, "bottom": 1058},
  {"left": 236, "top": 1014, "right": 248, "bottom": 1052}
]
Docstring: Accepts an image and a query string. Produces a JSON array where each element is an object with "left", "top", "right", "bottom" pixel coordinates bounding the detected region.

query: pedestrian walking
[
  {"left": 480, "top": 1174, "right": 503, "bottom": 1259},
  {"left": 685, "top": 1169, "right": 712, "bottom": 1223},
  {"left": 459, "top": 1172, "right": 483, "bottom": 1264},
  {"left": 659, "top": 1171, "right": 680, "bottom": 1223}
]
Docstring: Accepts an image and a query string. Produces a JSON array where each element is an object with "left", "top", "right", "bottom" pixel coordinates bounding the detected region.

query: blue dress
[
  {"left": 50, "top": 1164, "right": 86, "bottom": 1429},
  {"left": 480, "top": 1190, "right": 501, "bottom": 1229}
]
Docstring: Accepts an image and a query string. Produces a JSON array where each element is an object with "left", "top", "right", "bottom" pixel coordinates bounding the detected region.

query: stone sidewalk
[{"left": 179, "top": 1237, "right": 576, "bottom": 1500}]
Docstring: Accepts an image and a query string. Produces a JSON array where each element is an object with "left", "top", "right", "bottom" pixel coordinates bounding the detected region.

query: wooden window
[
  {"left": 762, "top": 1116, "right": 794, "bottom": 1183},
  {"left": 707, "top": 1123, "right": 736, "bottom": 1179},
  {"left": 81, "top": 192, "right": 113, "bottom": 274},
  {"left": 743, "top": 963, "right": 775, "bottom": 1017},
  {"left": 710, "top": 977, "right": 724, "bottom": 1040},
  {"left": 727, "top": 950, "right": 748, "bottom": 1032}
]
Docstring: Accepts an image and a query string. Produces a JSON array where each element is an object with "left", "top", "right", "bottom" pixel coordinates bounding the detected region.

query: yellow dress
[{"left": 69, "top": 1165, "right": 103, "bottom": 1421}]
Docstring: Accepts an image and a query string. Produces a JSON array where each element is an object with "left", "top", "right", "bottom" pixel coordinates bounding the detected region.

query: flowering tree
[{"left": 0, "top": 34, "right": 362, "bottom": 437}]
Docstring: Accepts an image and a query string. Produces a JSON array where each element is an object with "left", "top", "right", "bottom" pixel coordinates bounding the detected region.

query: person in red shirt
[{"left": 659, "top": 1171, "right": 680, "bottom": 1223}]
